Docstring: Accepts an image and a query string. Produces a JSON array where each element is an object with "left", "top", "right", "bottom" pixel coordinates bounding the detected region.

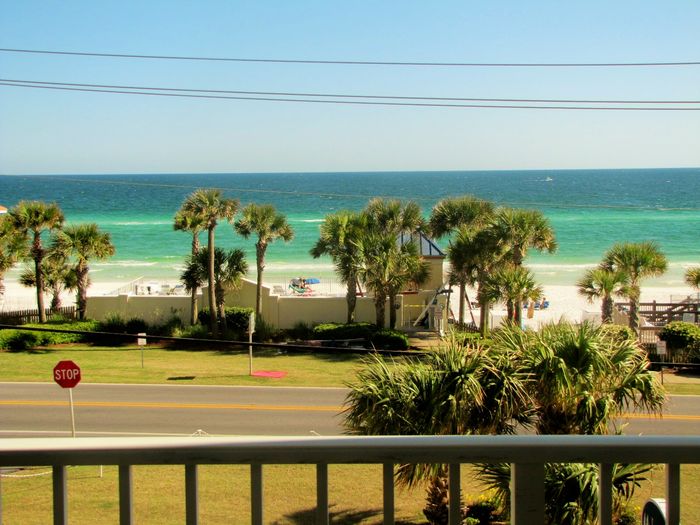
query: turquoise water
[{"left": 2, "top": 169, "right": 699, "bottom": 286}]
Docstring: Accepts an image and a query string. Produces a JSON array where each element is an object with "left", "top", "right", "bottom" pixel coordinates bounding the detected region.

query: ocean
[{"left": 2, "top": 168, "right": 699, "bottom": 288}]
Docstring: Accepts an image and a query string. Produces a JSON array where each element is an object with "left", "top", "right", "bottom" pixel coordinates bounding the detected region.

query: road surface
[{"left": 0, "top": 382, "right": 698, "bottom": 437}]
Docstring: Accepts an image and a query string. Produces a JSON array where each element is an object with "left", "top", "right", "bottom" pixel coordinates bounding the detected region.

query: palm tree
[
  {"left": 0, "top": 215, "right": 26, "bottom": 301},
  {"left": 345, "top": 340, "right": 531, "bottom": 519},
  {"left": 180, "top": 189, "right": 239, "bottom": 336},
  {"left": 7, "top": 201, "right": 64, "bottom": 322},
  {"left": 174, "top": 210, "right": 206, "bottom": 325},
  {"left": 310, "top": 211, "right": 366, "bottom": 323},
  {"left": 482, "top": 265, "right": 542, "bottom": 325},
  {"left": 493, "top": 207, "right": 557, "bottom": 266},
  {"left": 428, "top": 195, "right": 494, "bottom": 239},
  {"left": 429, "top": 196, "right": 495, "bottom": 325},
  {"left": 685, "top": 266, "right": 700, "bottom": 290},
  {"left": 360, "top": 199, "right": 425, "bottom": 328},
  {"left": 19, "top": 252, "right": 76, "bottom": 313},
  {"left": 235, "top": 203, "right": 294, "bottom": 321},
  {"left": 602, "top": 241, "right": 668, "bottom": 332},
  {"left": 52, "top": 223, "right": 115, "bottom": 320},
  {"left": 181, "top": 247, "right": 248, "bottom": 333},
  {"left": 448, "top": 226, "right": 507, "bottom": 336},
  {"left": 577, "top": 266, "right": 629, "bottom": 324}
]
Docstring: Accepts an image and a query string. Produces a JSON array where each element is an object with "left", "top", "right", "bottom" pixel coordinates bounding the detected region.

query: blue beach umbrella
[{"left": 305, "top": 278, "right": 320, "bottom": 284}]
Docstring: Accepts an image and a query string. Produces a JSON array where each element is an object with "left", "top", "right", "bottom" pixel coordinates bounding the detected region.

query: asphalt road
[{"left": 0, "top": 382, "right": 698, "bottom": 437}]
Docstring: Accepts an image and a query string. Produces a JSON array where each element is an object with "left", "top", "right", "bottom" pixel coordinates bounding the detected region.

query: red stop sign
[{"left": 53, "top": 360, "right": 81, "bottom": 388}]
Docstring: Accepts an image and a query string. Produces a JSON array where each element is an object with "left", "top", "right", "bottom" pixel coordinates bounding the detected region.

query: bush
[
  {"left": 198, "top": 307, "right": 254, "bottom": 335},
  {"left": 600, "top": 324, "right": 637, "bottom": 343},
  {"left": 312, "top": 322, "right": 375, "bottom": 340},
  {"left": 1, "top": 331, "right": 43, "bottom": 351},
  {"left": 465, "top": 495, "right": 504, "bottom": 525},
  {"left": 285, "top": 321, "right": 314, "bottom": 341},
  {"left": 370, "top": 329, "right": 409, "bottom": 350},
  {"left": 658, "top": 321, "right": 700, "bottom": 352}
]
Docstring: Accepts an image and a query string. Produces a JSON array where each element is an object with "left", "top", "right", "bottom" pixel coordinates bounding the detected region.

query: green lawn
[{"left": 1, "top": 344, "right": 699, "bottom": 523}]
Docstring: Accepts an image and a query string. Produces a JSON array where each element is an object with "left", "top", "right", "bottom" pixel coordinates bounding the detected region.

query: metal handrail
[{"left": 1, "top": 435, "right": 698, "bottom": 525}]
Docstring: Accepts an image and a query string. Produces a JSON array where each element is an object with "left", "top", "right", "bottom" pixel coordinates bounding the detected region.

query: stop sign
[{"left": 53, "top": 360, "right": 81, "bottom": 388}]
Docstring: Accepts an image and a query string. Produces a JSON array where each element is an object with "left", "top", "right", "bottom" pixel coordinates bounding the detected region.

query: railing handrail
[{"left": 2, "top": 435, "right": 700, "bottom": 467}]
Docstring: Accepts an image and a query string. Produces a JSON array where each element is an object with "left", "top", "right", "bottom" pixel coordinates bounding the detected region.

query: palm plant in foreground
[
  {"left": 602, "top": 241, "right": 668, "bottom": 332},
  {"left": 0, "top": 216, "right": 25, "bottom": 300},
  {"left": 181, "top": 247, "right": 248, "bottom": 333},
  {"left": 180, "top": 189, "right": 239, "bottom": 336},
  {"left": 7, "top": 201, "right": 65, "bottom": 322},
  {"left": 53, "top": 223, "right": 115, "bottom": 319},
  {"left": 577, "top": 266, "right": 629, "bottom": 324},
  {"left": 482, "top": 265, "right": 542, "bottom": 326},
  {"left": 174, "top": 209, "right": 206, "bottom": 325},
  {"left": 235, "top": 203, "right": 293, "bottom": 321}
]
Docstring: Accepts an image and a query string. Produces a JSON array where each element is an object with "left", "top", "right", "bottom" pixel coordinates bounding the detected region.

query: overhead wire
[
  {"left": 1, "top": 48, "right": 699, "bottom": 67},
  {"left": 1, "top": 81, "right": 698, "bottom": 111}
]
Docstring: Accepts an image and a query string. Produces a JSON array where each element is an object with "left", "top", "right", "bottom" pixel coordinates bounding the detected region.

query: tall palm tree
[
  {"left": 235, "top": 203, "right": 294, "bottom": 321},
  {"left": 685, "top": 266, "right": 700, "bottom": 290},
  {"left": 482, "top": 265, "right": 542, "bottom": 325},
  {"left": 180, "top": 189, "right": 239, "bottom": 336},
  {"left": 602, "top": 241, "right": 668, "bottom": 332},
  {"left": 428, "top": 195, "right": 494, "bottom": 239},
  {"left": 361, "top": 199, "right": 425, "bottom": 328},
  {"left": 53, "top": 223, "right": 115, "bottom": 320},
  {"left": 429, "top": 196, "right": 495, "bottom": 325},
  {"left": 577, "top": 266, "right": 629, "bottom": 324},
  {"left": 493, "top": 207, "right": 557, "bottom": 266},
  {"left": 181, "top": 247, "right": 248, "bottom": 332},
  {"left": 174, "top": 210, "right": 206, "bottom": 325},
  {"left": 448, "top": 226, "right": 507, "bottom": 336},
  {"left": 310, "top": 211, "right": 366, "bottom": 323},
  {"left": 7, "top": 201, "right": 64, "bottom": 322}
]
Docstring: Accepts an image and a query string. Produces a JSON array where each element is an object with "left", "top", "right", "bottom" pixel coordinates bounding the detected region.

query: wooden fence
[{"left": 0, "top": 306, "right": 77, "bottom": 325}]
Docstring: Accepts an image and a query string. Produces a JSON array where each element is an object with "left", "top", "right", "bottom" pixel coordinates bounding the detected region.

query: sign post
[
  {"left": 248, "top": 312, "right": 256, "bottom": 375},
  {"left": 53, "top": 360, "right": 81, "bottom": 437}
]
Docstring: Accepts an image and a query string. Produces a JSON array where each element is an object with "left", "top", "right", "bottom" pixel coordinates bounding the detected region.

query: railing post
[
  {"left": 666, "top": 463, "right": 680, "bottom": 525},
  {"left": 448, "top": 463, "right": 461, "bottom": 525},
  {"left": 251, "top": 464, "right": 263, "bottom": 525},
  {"left": 510, "top": 463, "right": 544, "bottom": 525},
  {"left": 119, "top": 465, "right": 134, "bottom": 525},
  {"left": 316, "top": 463, "right": 329, "bottom": 525},
  {"left": 382, "top": 463, "right": 395, "bottom": 525},
  {"left": 52, "top": 465, "right": 67, "bottom": 525},
  {"left": 598, "top": 463, "right": 613, "bottom": 525},
  {"left": 185, "top": 464, "right": 198, "bottom": 525}
]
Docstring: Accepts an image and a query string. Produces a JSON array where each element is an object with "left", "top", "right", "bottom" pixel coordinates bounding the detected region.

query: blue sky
[{"left": 1, "top": 1, "right": 698, "bottom": 174}]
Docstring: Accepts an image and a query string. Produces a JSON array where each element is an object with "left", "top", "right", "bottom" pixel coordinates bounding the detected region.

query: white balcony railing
[{"left": 1, "top": 434, "right": 698, "bottom": 525}]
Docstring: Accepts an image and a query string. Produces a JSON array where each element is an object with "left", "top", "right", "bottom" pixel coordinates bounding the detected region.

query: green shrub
[
  {"left": 2, "top": 331, "right": 43, "bottom": 351},
  {"left": 371, "top": 329, "right": 409, "bottom": 350},
  {"left": 658, "top": 321, "right": 700, "bottom": 351},
  {"left": 465, "top": 495, "right": 504, "bottom": 525},
  {"left": 285, "top": 321, "right": 314, "bottom": 340},
  {"left": 312, "top": 322, "right": 375, "bottom": 340},
  {"left": 253, "top": 317, "right": 284, "bottom": 343},
  {"left": 600, "top": 324, "right": 637, "bottom": 343},
  {"left": 125, "top": 318, "right": 149, "bottom": 334},
  {"left": 198, "top": 307, "right": 254, "bottom": 334}
]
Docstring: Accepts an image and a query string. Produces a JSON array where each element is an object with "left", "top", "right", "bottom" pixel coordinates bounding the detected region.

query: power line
[
  {"left": 1, "top": 47, "right": 699, "bottom": 68},
  {"left": 2, "top": 82, "right": 698, "bottom": 111},
  {"left": 3, "top": 78, "right": 697, "bottom": 105}
]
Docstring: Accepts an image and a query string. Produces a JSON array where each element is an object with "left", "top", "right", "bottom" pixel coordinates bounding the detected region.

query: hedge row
[
  {"left": 658, "top": 321, "right": 700, "bottom": 362},
  {"left": 312, "top": 322, "right": 409, "bottom": 350}
]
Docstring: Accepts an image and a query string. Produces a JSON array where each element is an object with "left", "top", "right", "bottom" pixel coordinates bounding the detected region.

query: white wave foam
[{"left": 109, "top": 221, "right": 173, "bottom": 226}]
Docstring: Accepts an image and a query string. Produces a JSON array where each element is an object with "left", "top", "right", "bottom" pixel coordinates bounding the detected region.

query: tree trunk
[
  {"left": 479, "top": 296, "right": 490, "bottom": 337},
  {"left": 190, "top": 290, "right": 198, "bottom": 325},
  {"left": 375, "top": 292, "right": 386, "bottom": 328},
  {"left": 50, "top": 285, "right": 62, "bottom": 312},
  {"left": 628, "top": 286, "right": 640, "bottom": 333},
  {"left": 602, "top": 296, "right": 613, "bottom": 323},
  {"left": 33, "top": 236, "right": 46, "bottom": 323},
  {"left": 207, "top": 228, "right": 218, "bottom": 337},
  {"left": 458, "top": 281, "right": 466, "bottom": 325},
  {"left": 255, "top": 243, "right": 266, "bottom": 320},
  {"left": 388, "top": 293, "right": 397, "bottom": 329},
  {"left": 76, "top": 265, "right": 88, "bottom": 320},
  {"left": 345, "top": 275, "right": 357, "bottom": 323},
  {"left": 217, "top": 283, "right": 227, "bottom": 333}
]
